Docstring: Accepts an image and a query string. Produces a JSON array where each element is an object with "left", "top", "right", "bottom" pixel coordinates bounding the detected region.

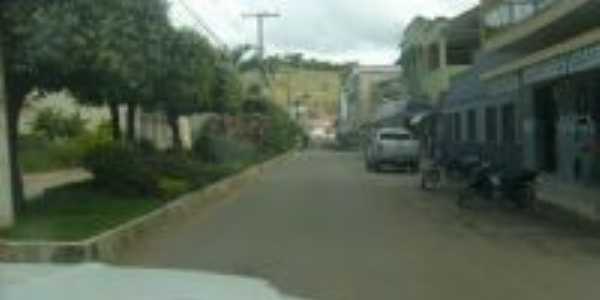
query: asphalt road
[{"left": 120, "top": 150, "right": 600, "bottom": 300}]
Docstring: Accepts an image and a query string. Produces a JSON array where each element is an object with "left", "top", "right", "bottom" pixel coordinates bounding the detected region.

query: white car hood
[{"left": 0, "top": 263, "right": 304, "bottom": 300}]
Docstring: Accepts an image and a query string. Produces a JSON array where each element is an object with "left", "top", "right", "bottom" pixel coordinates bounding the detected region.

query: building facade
[
  {"left": 435, "top": 0, "right": 600, "bottom": 220},
  {"left": 400, "top": 8, "right": 480, "bottom": 106},
  {"left": 444, "top": 0, "right": 600, "bottom": 187},
  {"left": 336, "top": 65, "right": 402, "bottom": 145},
  {"left": 338, "top": 65, "right": 402, "bottom": 129},
  {"left": 481, "top": 0, "right": 600, "bottom": 185}
]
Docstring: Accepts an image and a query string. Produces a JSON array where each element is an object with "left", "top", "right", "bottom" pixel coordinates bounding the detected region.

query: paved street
[{"left": 121, "top": 150, "right": 600, "bottom": 300}]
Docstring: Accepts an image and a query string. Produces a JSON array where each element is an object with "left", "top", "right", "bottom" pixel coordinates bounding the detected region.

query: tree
[
  {"left": 211, "top": 45, "right": 253, "bottom": 115},
  {"left": 19, "top": 0, "right": 172, "bottom": 141},
  {"left": 1, "top": 0, "right": 68, "bottom": 211},
  {"left": 0, "top": 0, "right": 172, "bottom": 211},
  {"left": 152, "top": 28, "right": 217, "bottom": 151}
]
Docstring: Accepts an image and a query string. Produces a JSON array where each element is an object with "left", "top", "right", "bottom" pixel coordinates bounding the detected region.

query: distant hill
[{"left": 269, "top": 67, "right": 341, "bottom": 121}]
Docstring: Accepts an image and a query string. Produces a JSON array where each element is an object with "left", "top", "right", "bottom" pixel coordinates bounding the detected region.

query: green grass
[
  {"left": 19, "top": 135, "right": 85, "bottom": 173},
  {"left": 0, "top": 181, "right": 163, "bottom": 241}
]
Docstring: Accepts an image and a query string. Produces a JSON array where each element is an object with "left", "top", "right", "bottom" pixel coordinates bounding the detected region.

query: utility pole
[
  {"left": 242, "top": 12, "right": 280, "bottom": 60},
  {"left": 0, "top": 39, "right": 15, "bottom": 229}
]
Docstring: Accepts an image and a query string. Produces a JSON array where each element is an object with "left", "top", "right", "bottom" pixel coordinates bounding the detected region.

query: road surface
[{"left": 120, "top": 150, "right": 600, "bottom": 300}]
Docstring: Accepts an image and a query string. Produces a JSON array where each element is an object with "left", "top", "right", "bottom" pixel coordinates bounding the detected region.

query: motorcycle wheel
[{"left": 421, "top": 169, "right": 440, "bottom": 191}]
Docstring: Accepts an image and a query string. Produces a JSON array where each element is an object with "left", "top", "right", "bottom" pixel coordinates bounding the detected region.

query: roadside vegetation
[
  {"left": 3, "top": 105, "right": 301, "bottom": 241},
  {"left": 1, "top": 182, "right": 163, "bottom": 241},
  {"left": 0, "top": 0, "right": 303, "bottom": 239},
  {"left": 19, "top": 107, "right": 90, "bottom": 173}
]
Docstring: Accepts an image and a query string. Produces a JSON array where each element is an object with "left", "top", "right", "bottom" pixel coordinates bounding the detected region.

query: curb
[{"left": 0, "top": 150, "right": 298, "bottom": 263}]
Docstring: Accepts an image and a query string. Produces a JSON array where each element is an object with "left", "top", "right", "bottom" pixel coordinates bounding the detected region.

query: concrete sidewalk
[
  {"left": 24, "top": 168, "right": 92, "bottom": 200},
  {"left": 537, "top": 175, "right": 600, "bottom": 224}
]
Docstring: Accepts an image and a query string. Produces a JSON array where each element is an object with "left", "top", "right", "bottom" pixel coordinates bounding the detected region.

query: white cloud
[{"left": 170, "top": 0, "right": 478, "bottom": 64}]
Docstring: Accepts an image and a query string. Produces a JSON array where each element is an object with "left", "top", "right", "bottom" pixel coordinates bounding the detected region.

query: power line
[{"left": 176, "top": 0, "right": 227, "bottom": 49}]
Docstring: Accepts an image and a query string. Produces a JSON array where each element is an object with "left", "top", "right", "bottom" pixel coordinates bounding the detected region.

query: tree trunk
[
  {"left": 7, "top": 97, "right": 25, "bottom": 213},
  {"left": 109, "top": 102, "right": 122, "bottom": 141},
  {"left": 167, "top": 113, "right": 182, "bottom": 152},
  {"left": 126, "top": 102, "right": 137, "bottom": 143}
]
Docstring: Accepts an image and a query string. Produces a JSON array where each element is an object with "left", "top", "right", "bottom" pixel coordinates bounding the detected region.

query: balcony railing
[
  {"left": 422, "top": 66, "right": 470, "bottom": 104},
  {"left": 482, "top": 0, "right": 592, "bottom": 52},
  {"left": 483, "top": 0, "right": 560, "bottom": 40}
]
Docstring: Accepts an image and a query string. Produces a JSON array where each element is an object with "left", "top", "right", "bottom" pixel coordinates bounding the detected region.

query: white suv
[{"left": 364, "top": 127, "right": 421, "bottom": 172}]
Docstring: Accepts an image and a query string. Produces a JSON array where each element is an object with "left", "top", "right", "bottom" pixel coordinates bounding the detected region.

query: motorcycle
[
  {"left": 457, "top": 165, "right": 538, "bottom": 210},
  {"left": 421, "top": 160, "right": 442, "bottom": 190},
  {"left": 421, "top": 153, "right": 483, "bottom": 190},
  {"left": 446, "top": 154, "right": 483, "bottom": 179}
]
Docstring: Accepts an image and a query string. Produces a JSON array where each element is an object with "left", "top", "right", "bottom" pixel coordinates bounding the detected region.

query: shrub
[
  {"left": 192, "top": 134, "right": 217, "bottom": 163},
  {"left": 260, "top": 104, "right": 303, "bottom": 155},
  {"left": 20, "top": 118, "right": 115, "bottom": 173},
  {"left": 200, "top": 164, "right": 241, "bottom": 182},
  {"left": 193, "top": 134, "right": 259, "bottom": 165},
  {"left": 82, "top": 141, "right": 244, "bottom": 199},
  {"left": 150, "top": 154, "right": 208, "bottom": 188},
  {"left": 19, "top": 134, "right": 88, "bottom": 173},
  {"left": 83, "top": 143, "right": 160, "bottom": 196},
  {"left": 138, "top": 138, "right": 158, "bottom": 155},
  {"left": 33, "top": 108, "right": 86, "bottom": 140},
  {"left": 158, "top": 177, "right": 191, "bottom": 199}
]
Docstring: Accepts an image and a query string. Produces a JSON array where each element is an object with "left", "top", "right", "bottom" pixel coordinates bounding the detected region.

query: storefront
[
  {"left": 485, "top": 73, "right": 522, "bottom": 165},
  {"left": 516, "top": 40, "right": 600, "bottom": 185}
]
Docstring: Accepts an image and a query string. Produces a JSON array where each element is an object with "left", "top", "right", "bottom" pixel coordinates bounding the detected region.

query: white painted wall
[
  {"left": 0, "top": 45, "right": 14, "bottom": 229},
  {"left": 20, "top": 91, "right": 110, "bottom": 134}
]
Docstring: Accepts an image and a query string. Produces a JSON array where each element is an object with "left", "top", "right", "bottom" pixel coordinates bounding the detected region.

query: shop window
[
  {"left": 444, "top": 114, "right": 453, "bottom": 141},
  {"left": 467, "top": 109, "right": 477, "bottom": 141},
  {"left": 448, "top": 47, "right": 474, "bottom": 65},
  {"left": 502, "top": 103, "right": 516, "bottom": 143},
  {"left": 485, "top": 106, "right": 498, "bottom": 143},
  {"left": 429, "top": 44, "right": 440, "bottom": 71},
  {"left": 454, "top": 112, "right": 462, "bottom": 142}
]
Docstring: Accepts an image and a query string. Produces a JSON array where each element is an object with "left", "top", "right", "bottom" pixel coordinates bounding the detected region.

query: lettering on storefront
[
  {"left": 523, "top": 56, "right": 568, "bottom": 85},
  {"left": 487, "top": 74, "right": 520, "bottom": 96},
  {"left": 569, "top": 43, "right": 600, "bottom": 74}
]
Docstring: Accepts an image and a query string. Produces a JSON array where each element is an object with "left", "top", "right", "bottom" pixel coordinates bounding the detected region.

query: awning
[
  {"left": 410, "top": 111, "right": 434, "bottom": 126},
  {"left": 371, "top": 100, "right": 432, "bottom": 125}
]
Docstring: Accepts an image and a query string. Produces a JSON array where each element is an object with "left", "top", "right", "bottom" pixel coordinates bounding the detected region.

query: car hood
[{"left": 0, "top": 263, "right": 305, "bottom": 300}]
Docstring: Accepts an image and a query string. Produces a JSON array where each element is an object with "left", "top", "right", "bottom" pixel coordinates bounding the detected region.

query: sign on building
[
  {"left": 523, "top": 56, "right": 568, "bottom": 85},
  {"left": 569, "top": 43, "right": 600, "bottom": 74}
]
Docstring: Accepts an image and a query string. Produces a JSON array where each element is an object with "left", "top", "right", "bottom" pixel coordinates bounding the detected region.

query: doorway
[{"left": 534, "top": 85, "right": 558, "bottom": 173}]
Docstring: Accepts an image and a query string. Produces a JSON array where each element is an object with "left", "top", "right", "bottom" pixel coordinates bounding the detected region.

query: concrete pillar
[
  {"left": 439, "top": 38, "right": 449, "bottom": 88},
  {"left": 439, "top": 37, "right": 448, "bottom": 71},
  {"left": 0, "top": 43, "right": 15, "bottom": 228}
]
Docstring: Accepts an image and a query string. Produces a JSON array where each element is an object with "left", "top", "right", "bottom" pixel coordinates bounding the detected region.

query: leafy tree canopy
[{"left": 153, "top": 27, "right": 217, "bottom": 117}]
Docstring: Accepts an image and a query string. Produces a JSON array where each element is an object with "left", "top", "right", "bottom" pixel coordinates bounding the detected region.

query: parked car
[{"left": 364, "top": 127, "right": 421, "bottom": 172}]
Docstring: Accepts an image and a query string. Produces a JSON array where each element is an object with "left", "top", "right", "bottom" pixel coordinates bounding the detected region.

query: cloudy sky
[{"left": 170, "top": 0, "right": 478, "bottom": 65}]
